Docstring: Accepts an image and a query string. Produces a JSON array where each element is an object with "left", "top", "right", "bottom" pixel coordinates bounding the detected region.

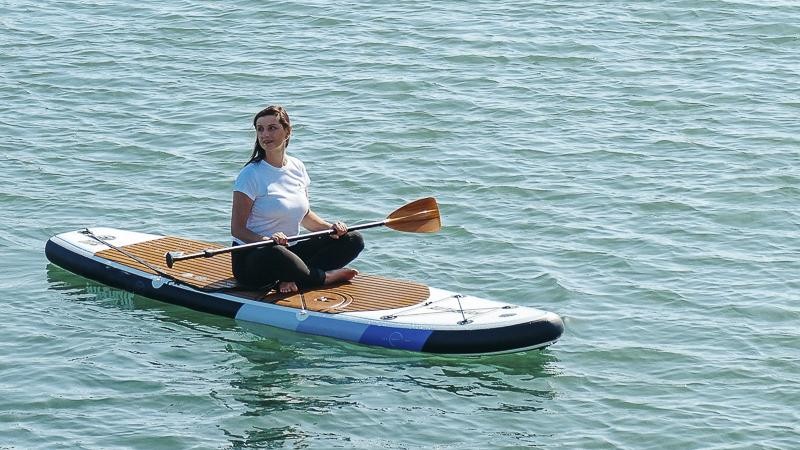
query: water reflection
[
  {"left": 46, "top": 264, "right": 239, "bottom": 334},
  {"left": 230, "top": 323, "right": 561, "bottom": 445},
  {"left": 46, "top": 264, "right": 561, "bottom": 448},
  {"left": 46, "top": 264, "right": 136, "bottom": 308}
]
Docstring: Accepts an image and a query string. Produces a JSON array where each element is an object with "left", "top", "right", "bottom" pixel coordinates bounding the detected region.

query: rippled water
[{"left": 2, "top": 0, "right": 799, "bottom": 448}]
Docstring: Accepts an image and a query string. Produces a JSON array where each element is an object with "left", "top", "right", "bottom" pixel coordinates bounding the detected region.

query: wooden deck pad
[{"left": 95, "top": 236, "right": 430, "bottom": 314}]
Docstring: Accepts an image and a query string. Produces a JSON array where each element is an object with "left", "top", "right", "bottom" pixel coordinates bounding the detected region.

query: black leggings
[{"left": 231, "top": 232, "right": 364, "bottom": 289}]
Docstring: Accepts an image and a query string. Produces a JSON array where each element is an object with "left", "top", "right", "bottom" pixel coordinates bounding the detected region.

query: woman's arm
[
  {"left": 301, "top": 209, "right": 332, "bottom": 232},
  {"left": 302, "top": 209, "right": 347, "bottom": 238},
  {"left": 231, "top": 191, "right": 266, "bottom": 243}
]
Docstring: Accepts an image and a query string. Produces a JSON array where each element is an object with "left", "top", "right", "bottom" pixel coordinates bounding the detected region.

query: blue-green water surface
[{"left": 1, "top": 1, "right": 798, "bottom": 448}]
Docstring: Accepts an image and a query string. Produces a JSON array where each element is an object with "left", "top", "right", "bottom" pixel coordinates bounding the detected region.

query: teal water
[{"left": 2, "top": 0, "right": 799, "bottom": 448}]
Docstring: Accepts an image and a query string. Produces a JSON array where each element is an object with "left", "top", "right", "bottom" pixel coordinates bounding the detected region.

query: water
[{"left": 2, "top": 0, "right": 799, "bottom": 448}]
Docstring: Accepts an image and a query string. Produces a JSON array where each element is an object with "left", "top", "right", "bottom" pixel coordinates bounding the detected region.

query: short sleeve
[{"left": 233, "top": 164, "right": 258, "bottom": 200}]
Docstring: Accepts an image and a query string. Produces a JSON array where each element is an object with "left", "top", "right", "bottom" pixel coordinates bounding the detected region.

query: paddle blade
[{"left": 385, "top": 197, "right": 441, "bottom": 233}]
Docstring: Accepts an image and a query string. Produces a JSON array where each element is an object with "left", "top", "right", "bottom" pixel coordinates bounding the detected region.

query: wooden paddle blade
[{"left": 385, "top": 197, "right": 441, "bottom": 233}]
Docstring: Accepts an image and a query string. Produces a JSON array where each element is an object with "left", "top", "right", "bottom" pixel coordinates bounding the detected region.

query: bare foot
[
  {"left": 278, "top": 281, "right": 298, "bottom": 293},
  {"left": 324, "top": 268, "right": 359, "bottom": 285}
]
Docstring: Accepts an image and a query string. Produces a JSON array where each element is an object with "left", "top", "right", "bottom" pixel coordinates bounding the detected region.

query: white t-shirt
[{"left": 232, "top": 157, "right": 311, "bottom": 244}]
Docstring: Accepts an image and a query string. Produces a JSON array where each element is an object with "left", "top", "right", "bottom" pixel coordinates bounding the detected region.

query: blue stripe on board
[
  {"left": 296, "top": 315, "right": 370, "bottom": 342},
  {"left": 236, "top": 304, "right": 372, "bottom": 343},
  {"left": 235, "top": 303, "right": 302, "bottom": 331},
  {"left": 235, "top": 304, "right": 431, "bottom": 350},
  {"left": 358, "top": 325, "right": 433, "bottom": 351}
]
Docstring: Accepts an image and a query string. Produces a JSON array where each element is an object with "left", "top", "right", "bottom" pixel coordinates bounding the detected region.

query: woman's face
[{"left": 255, "top": 115, "right": 289, "bottom": 152}]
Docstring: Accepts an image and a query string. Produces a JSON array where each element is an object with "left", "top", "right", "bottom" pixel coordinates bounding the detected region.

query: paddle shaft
[
  {"left": 164, "top": 197, "right": 440, "bottom": 268},
  {"left": 166, "top": 219, "right": 386, "bottom": 267}
]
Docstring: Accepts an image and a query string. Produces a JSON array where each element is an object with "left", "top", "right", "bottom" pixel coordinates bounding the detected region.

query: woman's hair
[{"left": 245, "top": 105, "right": 292, "bottom": 166}]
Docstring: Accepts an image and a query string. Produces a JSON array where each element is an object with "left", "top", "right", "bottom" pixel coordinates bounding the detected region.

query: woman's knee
[{"left": 344, "top": 231, "right": 365, "bottom": 253}]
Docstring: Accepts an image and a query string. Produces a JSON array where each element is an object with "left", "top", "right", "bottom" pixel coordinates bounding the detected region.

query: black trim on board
[
  {"left": 422, "top": 318, "right": 564, "bottom": 354},
  {"left": 45, "top": 239, "right": 243, "bottom": 318}
]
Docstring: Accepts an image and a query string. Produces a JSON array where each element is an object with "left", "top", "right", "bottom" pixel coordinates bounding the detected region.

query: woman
[{"left": 230, "top": 105, "right": 364, "bottom": 293}]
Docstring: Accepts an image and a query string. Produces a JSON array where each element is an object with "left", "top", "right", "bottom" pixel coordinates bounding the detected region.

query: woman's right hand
[{"left": 270, "top": 232, "right": 289, "bottom": 246}]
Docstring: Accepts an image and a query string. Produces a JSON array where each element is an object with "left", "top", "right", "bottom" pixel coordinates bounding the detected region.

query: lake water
[{"left": 2, "top": 0, "right": 799, "bottom": 448}]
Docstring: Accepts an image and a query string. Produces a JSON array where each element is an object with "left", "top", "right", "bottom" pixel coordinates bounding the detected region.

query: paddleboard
[{"left": 45, "top": 227, "right": 564, "bottom": 354}]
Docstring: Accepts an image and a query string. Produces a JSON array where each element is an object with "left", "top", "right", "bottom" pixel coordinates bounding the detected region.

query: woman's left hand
[{"left": 330, "top": 221, "right": 348, "bottom": 239}]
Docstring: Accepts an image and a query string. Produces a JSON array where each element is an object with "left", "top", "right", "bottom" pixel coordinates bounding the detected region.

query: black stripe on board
[
  {"left": 421, "top": 319, "right": 564, "bottom": 354},
  {"left": 45, "top": 240, "right": 243, "bottom": 318}
]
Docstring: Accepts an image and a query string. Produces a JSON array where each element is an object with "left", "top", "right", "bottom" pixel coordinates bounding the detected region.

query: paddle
[{"left": 165, "top": 197, "right": 441, "bottom": 268}]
